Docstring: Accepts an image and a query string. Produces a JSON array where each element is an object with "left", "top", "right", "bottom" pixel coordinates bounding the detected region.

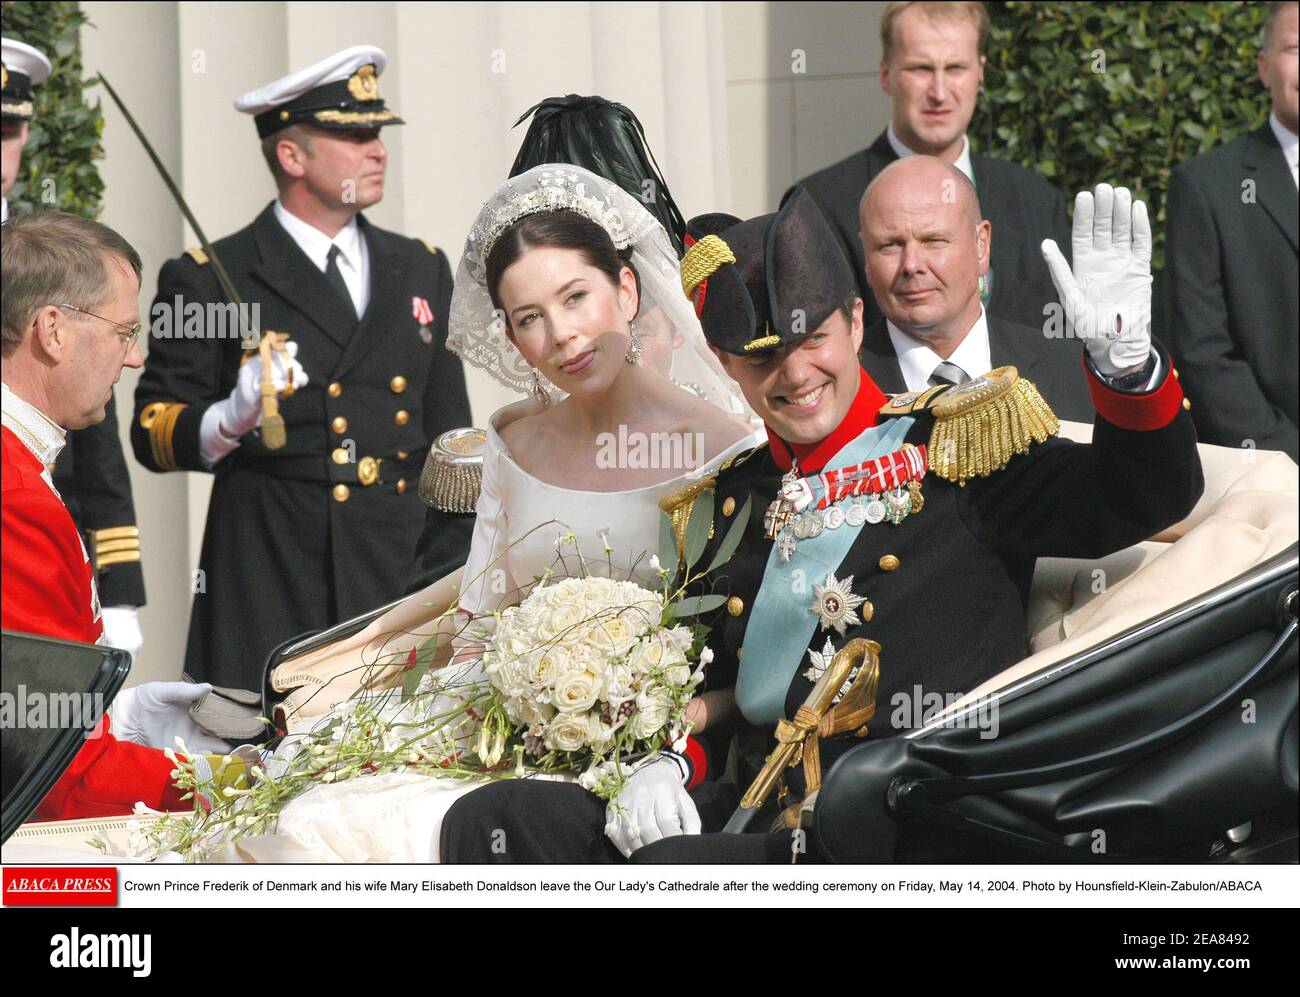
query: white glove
[
  {"left": 99, "top": 606, "right": 143, "bottom": 661},
  {"left": 199, "top": 341, "right": 309, "bottom": 463},
  {"left": 604, "top": 754, "right": 701, "bottom": 858},
  {"left": 111, "top": 681, "right": 232, "bottom": 754},
  {"left": 1041, "top": 183, "right": 1153, "bottom": 376}
]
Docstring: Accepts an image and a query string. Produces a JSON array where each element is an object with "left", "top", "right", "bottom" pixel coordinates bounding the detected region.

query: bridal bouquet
[{"left": 475, "top": 575, "right": 703, "bottom": 793}]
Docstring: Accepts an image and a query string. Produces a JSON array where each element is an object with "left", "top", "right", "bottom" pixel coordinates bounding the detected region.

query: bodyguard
[{"left": 131, "top": 45, "right": 471, "bottom": 689}]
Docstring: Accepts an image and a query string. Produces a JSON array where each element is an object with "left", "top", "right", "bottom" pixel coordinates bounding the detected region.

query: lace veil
[{"left": 447, "top": 164, "right": 753, "bottom": 420}]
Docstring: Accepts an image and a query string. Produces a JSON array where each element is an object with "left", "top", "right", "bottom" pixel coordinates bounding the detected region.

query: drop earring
[
  {"left": 625, "top": 321, "right": 642, "bottom": 365},
  {"left": 531, "top": 368, "right": 550, "bottom": 406}
]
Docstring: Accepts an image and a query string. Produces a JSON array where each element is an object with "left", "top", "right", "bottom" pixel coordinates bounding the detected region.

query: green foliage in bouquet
[
  {"left": 972, "top": 1, "right": 1270, "bottom": 270},
  {"left": 2, "top": 1, "right": 104, "bottom": 218}
]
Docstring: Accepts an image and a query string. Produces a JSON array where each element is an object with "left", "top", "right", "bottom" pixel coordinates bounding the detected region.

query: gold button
[
  {"left": 331, "top": 416, "right": 348, "bottom": 433},
  {"left": 879, "top": 554, "right": 900, "bottom": 572},
  {"left": 862, "top": 599, "right": 874, "bottom": 621},
  {"left": 737, "top": 646, "right": 743, "bottom": 660},
  {"left": 1172, "top": 368, "right": 1180, "bottom": 381},
  {"left": 327, "top": 382, "right": 342, "bottom": 398},
  {"left": 279, "top": 110, "right": 290, "bottom": 122},
  {"left": 726, "top": 596, "right": 744, "bottom": 617},
  {"left": 396, "top": 478, "right": 407, "bottom": 495},
  {"left": 357, "top": 456, "right": 380, "bottom": 486},
  {"left": 1182, "top": 397, "right": 1192, "bottom": 412},
  {"left": 331, "top": 447, "right": 350, "bottom": 465},
  {"left": 396, "top": 450, "right": 409, "bottom": 461},
  {"left": 394, "top": 409, "right": 410, "bottom": 426},
  {"left": 332, "top": 484, "right": 350, "bottom": 502},
  {"left": 389, "top": 375, "right": 407, "bottom": 394},
  {"left": 722, "top": 497, "right": 736, "bottom": 517}
]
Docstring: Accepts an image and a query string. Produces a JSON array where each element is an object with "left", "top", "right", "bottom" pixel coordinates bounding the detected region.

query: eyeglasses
[{"left": 57, "top": 304, "right": 142, "bottom": 352}]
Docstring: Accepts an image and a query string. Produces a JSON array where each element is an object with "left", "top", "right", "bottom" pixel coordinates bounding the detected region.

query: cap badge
[{"left": 347, "top": 64, "right": 380, "bottom": 102}]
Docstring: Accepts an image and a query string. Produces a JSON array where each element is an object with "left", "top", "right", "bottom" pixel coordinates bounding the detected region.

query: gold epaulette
[
  {"left": 718, "top": 442, "right": 768, "bottom": 474},
  {"left": 921, "top": 366, "right": 1059, "bottom": 485},
  {"left": 184, "top": 246, "right": 209, "bottom": 265},
  {"left": 419, "top": 427, "right": 486, "bottom": 513},
  {"left": 138, "top": 401, "right": 189, "bottom": 472},
  {"left": 91, "top": 526, "right": 141, "bottom": 568},
  {"left": 658, "top": 478, "right": 716, "bottom": 562},
  {"left": 419, "top": 239, "right": 441, "bottom": 258}
]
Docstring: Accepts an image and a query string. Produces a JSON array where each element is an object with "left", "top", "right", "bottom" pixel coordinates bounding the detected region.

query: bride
[{"left": 218, "top": 157, "right": 762, "bottom": 862}]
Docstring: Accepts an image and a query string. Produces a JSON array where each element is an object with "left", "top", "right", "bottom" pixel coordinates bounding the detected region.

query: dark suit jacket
[
  {"left": 1162, "top": 122, "right": 1299, "bottom": 459},
  {"left": 858, "top": 315, "right": 1096, "bottom": 423},
  {"left": 794, "top": 130, "right": 1070, "bottom": 333},
  {"left": 132, "top": 204, "right": 472, "bottom": 688}
]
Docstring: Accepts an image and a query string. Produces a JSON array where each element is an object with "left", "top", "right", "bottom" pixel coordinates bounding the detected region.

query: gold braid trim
[
  {"left": 184, "top": 246, "right": 209, "bottom": 265},
  {"left": 139, "top": 401, "right": 188, "bottom": 472},
  {"left": 657, "top": 478, "right": 716, "bottom": 563},
  {"left": 928, "top": 366, "right": 1059, "bottom": 486},
  {"left": 313, "top": 109, "right": 400, "bottom": 126},
  {"left": 680, "top": 235, "right": 736, "bottom": 299}
]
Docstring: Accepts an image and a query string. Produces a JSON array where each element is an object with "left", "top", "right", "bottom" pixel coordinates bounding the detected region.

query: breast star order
[{"left": 808, "top": 571, "right": 868, "bottom": 636}]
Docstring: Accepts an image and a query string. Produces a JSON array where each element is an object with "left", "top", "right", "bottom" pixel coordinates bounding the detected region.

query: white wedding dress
[{"left": 219, "top": 406, "right": 762, "bottom": 863}]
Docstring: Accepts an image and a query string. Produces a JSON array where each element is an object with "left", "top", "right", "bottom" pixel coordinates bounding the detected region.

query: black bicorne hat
[
  {"left": 681, "top": 187, "right": 856, "bottom": 356},
  {"left": 509, "top": 94, "right": 687, "bottom": 254}
]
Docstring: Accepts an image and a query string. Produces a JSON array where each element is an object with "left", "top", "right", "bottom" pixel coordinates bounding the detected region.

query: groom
[{"left": 440, "top": 157, "right": 1203, "bottom": 863}]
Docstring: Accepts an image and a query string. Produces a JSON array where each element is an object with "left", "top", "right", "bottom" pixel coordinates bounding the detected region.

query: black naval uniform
[
  {"left": 439, "top": 353, "right": 1203, "bottom": 864},
  {"left": 52, "top": 397, "right": 147, "bottom": 608},
  {"left": 132, "top": 204, "right": 471, "bottom": 689}
]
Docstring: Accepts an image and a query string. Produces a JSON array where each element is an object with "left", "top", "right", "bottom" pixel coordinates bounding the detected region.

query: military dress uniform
[
  {"left": 439, "top": 190, "right": 1204, "bottom": 864},
  {"left": 131, "top": 49, "right": 471, "bottom": 689}
]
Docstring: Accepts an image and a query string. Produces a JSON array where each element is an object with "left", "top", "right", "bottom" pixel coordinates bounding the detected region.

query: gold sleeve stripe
[
  {"left": 94, "top": 539, "right": 141, "bottom": 556},
  {"left": 139, "top": 401, "right": 188, "bottom": 471},
  {"left": 680, "top": 235, "right": 736, "bottom": 299},
  {"left": 97, "top": 551, "right": 142, "bottom": 567},
  {"left": 91, "top": 526, "right": 140, "bottom": 542}
]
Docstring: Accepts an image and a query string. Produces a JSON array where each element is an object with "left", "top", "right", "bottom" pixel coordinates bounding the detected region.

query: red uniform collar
[{"left": 766, "top": 367, "right": 888, "bottom": 474}]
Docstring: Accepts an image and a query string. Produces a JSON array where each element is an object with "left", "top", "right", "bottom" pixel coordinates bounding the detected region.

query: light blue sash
[{"left": 735, "top": 417, "right": 915, "bottom": 726}]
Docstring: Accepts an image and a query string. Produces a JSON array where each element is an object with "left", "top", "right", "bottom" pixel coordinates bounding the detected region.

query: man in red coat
[{"left": 2, "top": 211, "right": 219, "bottom": 819}]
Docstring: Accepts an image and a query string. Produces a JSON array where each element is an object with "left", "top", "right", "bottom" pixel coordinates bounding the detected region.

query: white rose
[
  {"left": 552, "top": 669, "right": 601, "bottom": 714},
  {"left": 628, "top": 636, "right": 666, "bottom": 676},
  {"left": 628, "top": 684, "right": 673, "bottom": 740},
  {"left": 545, "top": 712, "right": 593, "bottom": 752},
  {"left": 665, "top": 663, "right": 692, "bottom": 688},
  {"left": 602, "top": 662, "right": 637, "bottom": 704},
  {"left": 516, "top": 697, "right": 556, "bottom": 727},
  {"left": 529, "top": 645, "right": 571, "bottom": 688}
]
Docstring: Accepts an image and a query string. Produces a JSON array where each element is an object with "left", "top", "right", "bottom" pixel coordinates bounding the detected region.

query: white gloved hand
[
  {"left": 111, "top": 681, "right": 232, "bottom": 754},
  {"left": 1041, "top": 183, "right": 1153, "bottom": 376},
  {"left": 604, "top": 754, "right": 701, "bottom": 858},
  {"left": 99, "top": 606, "right": 143, "bottom": 661},
  {"left": 198, "top": 341, "right": 309, "bottom": 463}
]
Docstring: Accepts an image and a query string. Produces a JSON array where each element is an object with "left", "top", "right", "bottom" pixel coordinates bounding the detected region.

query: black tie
[
  {"left": 928, "top": 361, "right": 970, "bottom": 388},
  {"left": 325, "top": 245, "right": 357, "bottom": 320}
]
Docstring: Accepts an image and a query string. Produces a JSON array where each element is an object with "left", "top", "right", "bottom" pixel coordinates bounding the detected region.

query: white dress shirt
[
  {"left": 887, "top": 123, "right": 975, "bottom": 184},
  {"left": 2, "top": 381, "right": 67, "bottom": 476},
  {"left": 1269, "top": 111, "right": 1299, "bottom": 189},
  {"left": 273, "top": 200, "right": 371, "bottom": 317},
  {"left": 886, "top": 306, "right": 993, "bottom": 393}
]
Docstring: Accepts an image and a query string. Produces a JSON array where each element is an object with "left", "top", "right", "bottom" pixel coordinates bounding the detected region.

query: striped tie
[{"left": 928, "top": 361, "right": 970, "bottom": 388}]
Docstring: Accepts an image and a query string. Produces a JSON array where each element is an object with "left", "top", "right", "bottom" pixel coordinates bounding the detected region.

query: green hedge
[
  {"left": 972, "top": 1, "right": 1271, "bottom": 270},
  {"left": 2, "top": 0, "right": 103, "bottom": 219}
]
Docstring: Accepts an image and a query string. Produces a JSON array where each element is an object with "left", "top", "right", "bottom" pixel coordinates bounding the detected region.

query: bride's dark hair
[{"left": 485, "top": 210, "right": 640, "bottom": 325}]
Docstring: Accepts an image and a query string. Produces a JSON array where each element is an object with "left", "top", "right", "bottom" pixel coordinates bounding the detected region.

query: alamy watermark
[{"left": 596, "top": 426, "right": 706, "bottom": 470}]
